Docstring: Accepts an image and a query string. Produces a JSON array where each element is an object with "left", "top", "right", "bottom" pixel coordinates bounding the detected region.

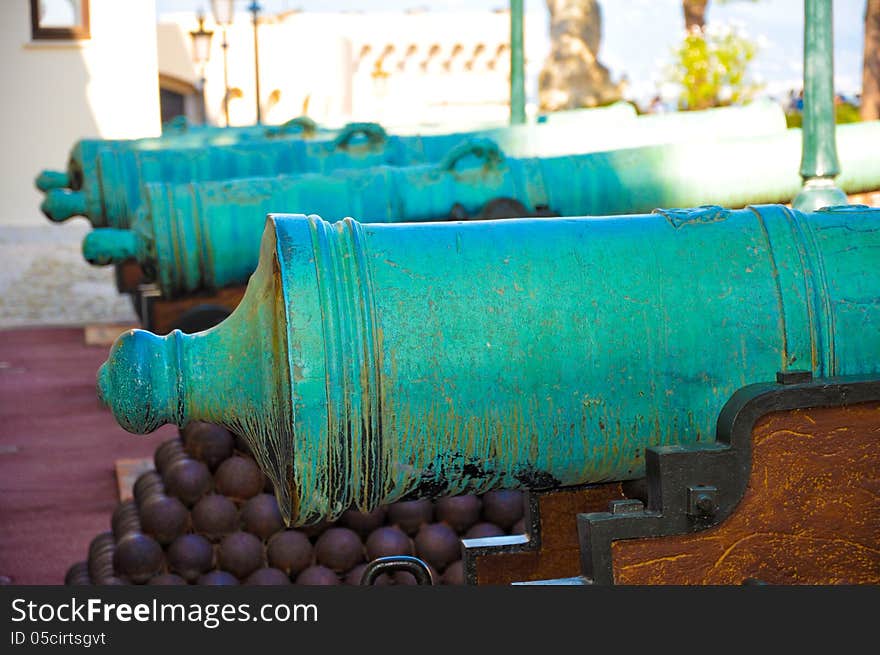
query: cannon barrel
[
  {"left": 98, "top": 205, "right": 880, "bottom": 525},
  {"left": 39, "top": 119, "right": 337, "bottom": 226},
  {"left": 83, "top": 120, "right": 880, "bottom": 298},
  {"left": 45, "top": 101, "right": 785, "bottom": 228},
  {"left": 41, "top": 103, "right": 635, "bottom": 200},
  {"left": 35, "top": 170, "right": 70, "bottom": 192}
]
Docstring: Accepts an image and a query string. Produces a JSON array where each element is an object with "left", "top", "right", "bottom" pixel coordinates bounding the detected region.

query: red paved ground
[{"left": 0, "top": 327, "right": 177, "bottom": 584}]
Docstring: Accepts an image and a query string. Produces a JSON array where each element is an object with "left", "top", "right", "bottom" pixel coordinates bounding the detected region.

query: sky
[{"left": 156, "top": 0, "right": 869, "bottom": 104}]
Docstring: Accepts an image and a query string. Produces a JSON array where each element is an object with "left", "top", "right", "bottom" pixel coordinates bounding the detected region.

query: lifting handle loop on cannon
[
  {"left": 162, "top": 115, "right": 190, "bottom": 134},
  {"left": 360, "top": 555, "right": 435, "bottom": 586},
  {"left": 439, "top": 138, "right": 505, "bottom": 174},
  {"left": 265, "top": 115, "right": 319, "bottom": 138},
  {"left": 331, "top": 122, "right": 388, "bottom": 150}
]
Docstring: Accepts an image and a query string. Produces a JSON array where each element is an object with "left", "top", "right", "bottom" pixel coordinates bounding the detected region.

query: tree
[
  {"left": 683, "top": 0, "right": 709, "bottom": 31},
  {"left": 683, "top": 1, "right": 758, "bottom": 33},
  {"left": 863, "top": 0, "right": 880, "bottom": 120},
  {"left": 666, "top": 22, "right": 761, "bottom": 110},
  {"left": 538, "top": 0, "right": 624, "bottom": 111}
]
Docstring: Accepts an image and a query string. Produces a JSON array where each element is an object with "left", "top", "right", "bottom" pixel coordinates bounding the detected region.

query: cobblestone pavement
[{"left": 0, "top": 222, "right": 137, "bottom": 329}]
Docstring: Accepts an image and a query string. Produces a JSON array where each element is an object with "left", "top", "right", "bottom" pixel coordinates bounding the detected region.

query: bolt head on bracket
[{"left": 687, "top": 485, "right": 718, "bottom": 519}]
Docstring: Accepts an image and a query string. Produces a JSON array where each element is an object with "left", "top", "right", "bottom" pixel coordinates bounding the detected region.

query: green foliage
[
  {"left": 666, "top": 23, "right": 763, "bottom": 111},
  {"left": 785, "top": 102, "right": 863, "bottom": 128}
]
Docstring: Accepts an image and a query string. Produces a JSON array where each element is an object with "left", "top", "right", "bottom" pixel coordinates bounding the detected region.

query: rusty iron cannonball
[
  {"left": 113, "top": 533, "right": 164, "bottom": 584},
  {"left": 341, "top": 564, "right": 393, "bottom": 586},
  {"left": 139, "top": 494, "right": 190, "bottom": 546},
  {"left": 240, "top": 493, "right": 284, "bottom": 541},
  {"left": 88, "top": 531, "right": 115, "bottom": 559},
  {"left": 218, "top": 531, "right": 264, "bottom": 580},
  {"left": 245, "top": 567, "right": 292, "bottom": 586},
  {"left": 88, "top": 561, "right": 116, "bottom": 585},
  {"left": 344, "top": 563, "right": 371, "bottom": 586},
  {"left": 339, "top": 506, "right": 388, "bottom": 538},
  {"left": 481, "top": 490, "right": 525, "bottom": 530},
  {"left": 181, "top": 421, "right": 235, "bottom": 471},
  {"left": 266, "top": 530, "right": 313, "bottom": 577},
  {"left": 164, "top": 458, "right": 213, "bottom": 507},
  {"left": 198, "top": 570, "right": 240, "bottom": 585},
  {"left": 111, "top": 499, "right": 142, "bottom": 540},
  {"left": 300, "top": 519, "right": 332, "bottom": 541},
  {"left": 154, "top": 438, "right": 187, "bottom": 476},
  {"left": 191, "top": 494, "right": 238, "bottom": 542},
  {"left": 87, "top": 532, "right": 116, "bottom": 583},
  {"left": 99, "top": 577, "right": 132, "bottom": 585},
  {"left": 392, "top": 571, "right": 418, "bottom": 585},
  {"left": 441, "top": 560, "right": 464, "bottom": 585},
  {"left": 167, "top": 534, "right": 214, "bottom": 582},
  {"left": 364, "top": 526, "right": 413, "bottom": 561},
  {"left": 386, "top": 499, "right": 434, "bottom": 535},
  {"left": 463, "top": 522, "right": 506, "bottom": 539},
  {"left": 314, "top": 527, "right": 364, "bottom": 573},
  {"left": 133, "top": 470, "right": 164, "bottom": 507},
  {"left": 435, "top": 495, "right": 483, "bottom": 534},
  {"left": 65, "top": 561, "right": 91, "bottom": 586},
  {"left": 414, "top": 523, "right": 461, "bottom": 571},
  {"left": 295, "top": 565, "right": 340, "bottom": 586},
  {"left": 392, "top": 561, "right": 439, "bottom": 586},
  {"left": 214, "top": 456, "right": 265, "bottom": 502},
  {"left": 148, "top": 573, "right": 187, "bottom": 585},
  {"left": 232, "top": 433, "right": 252, "bottom": 456}
]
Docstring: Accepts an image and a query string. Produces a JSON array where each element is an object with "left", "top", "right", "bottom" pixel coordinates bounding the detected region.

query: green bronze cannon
[
  {"left": 35, "top": 100, "right": 638, "bottom": 193},
  {"left": 34, "top": 116, "right": 325, "bottom": 194},
  {"left": 83, "top": 120, "right": 880, "bottom": 298},
  {"left": 98, "top": 205, "right": 880, "bottom": 525},
  {"left": 42, "top": 101, "right": 787, "bottom": 228}
]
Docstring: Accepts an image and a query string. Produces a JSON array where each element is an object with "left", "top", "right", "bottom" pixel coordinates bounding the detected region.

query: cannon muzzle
[
  {"left": 41, "top": 189, "right": 86, "bottom": 222},
  {"left": 83, "top": 229, "right": 145, "bottom": 265},
  {"left": 35, "top": 170, "right": 70, "bottom": 192},
  {"left": 98, "top": 329, "right": 185, "bottom": 434}
]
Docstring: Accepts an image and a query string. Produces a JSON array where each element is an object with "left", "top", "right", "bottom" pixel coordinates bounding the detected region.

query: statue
[{"left": 538, "top": 0, "right": 624, "bottom": 111}]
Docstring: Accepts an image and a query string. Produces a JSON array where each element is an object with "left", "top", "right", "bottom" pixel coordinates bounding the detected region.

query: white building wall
[
  {"left": 0, "top": 0, "right": 161, "bottom": 226},
  {"left": 162, "top": 8, "right": 540, "bottom": 132}
]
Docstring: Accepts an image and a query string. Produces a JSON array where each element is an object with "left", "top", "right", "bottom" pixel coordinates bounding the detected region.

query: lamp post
[
  {"left": 248, "top": 1, "right": 262, "bottom": 124},
  {"left": 793, "top": 0, "right": 847, "bottom": 211},
  {"left": 509, "top": 0, "right": 526, "bottom": 124},
  {"left": 211, "top": 0, "right": 234, "bottom": 127},
  {"left": 189, "top": 12, "right": 214, "bottom": 125}
]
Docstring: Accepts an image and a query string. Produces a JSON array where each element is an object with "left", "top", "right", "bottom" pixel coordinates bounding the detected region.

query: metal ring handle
[
  {"left": 360, "top": 555, "right": 435, "bottom": 586},
  {"left": 439, "top": 138, "right": 504, "bottom": 172},
  {"left": 331, "top": 122, "right": 388, "bottom": 150},
  {"left": 265, "top": 115, "right": 319, "bottom": 138},
  {"left": 162, "top": 115, "right": 190, "bottom": 134}
]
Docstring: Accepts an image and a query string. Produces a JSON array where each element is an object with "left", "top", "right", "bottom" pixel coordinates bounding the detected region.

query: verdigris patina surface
[
  {"left": 98, "top": 205, "right": 880, "bottom": 525},
  {"left": 82, "top": 119, "right": 880, "bottom": 298}
]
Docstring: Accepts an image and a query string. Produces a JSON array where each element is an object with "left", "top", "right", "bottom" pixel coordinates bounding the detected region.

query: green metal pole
[
  {"left": 510, "top": 0, "right": 526, "bottom": 124},
  {"left": 793, "top": 0, "right": 848, "bottom": 211},
  {"left": 249, "top": 2, "right": 262, "bottom": 125}
]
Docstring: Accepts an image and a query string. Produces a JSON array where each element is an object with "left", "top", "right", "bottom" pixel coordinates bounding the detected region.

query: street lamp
[
  {"left": 189, "top": 12, "right": 214, "bottom": 125},
  {"left": 248, "top": 1, "right": 262, "bottom": 124},
  {"left": 210, "top": 0, "right": 234, "bottom": 127}
]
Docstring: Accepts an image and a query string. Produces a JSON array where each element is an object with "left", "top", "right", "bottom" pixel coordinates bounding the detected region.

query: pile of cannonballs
[{"left": 65, "top": 422, "right": 526, "bottom": 586}]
